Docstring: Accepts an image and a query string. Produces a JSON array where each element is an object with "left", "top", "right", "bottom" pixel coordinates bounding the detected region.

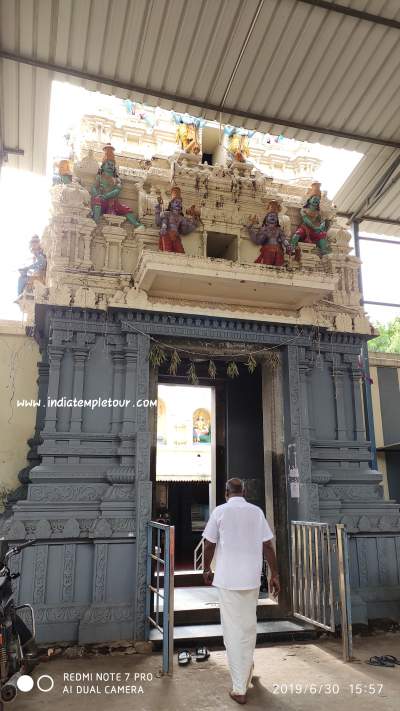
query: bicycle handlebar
[{"left": 3, "top": 539, "right": 35, "bottom": 563}]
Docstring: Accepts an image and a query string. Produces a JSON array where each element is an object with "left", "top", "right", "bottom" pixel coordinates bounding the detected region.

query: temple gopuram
[{"left": 5, "top": 107, "right": 399, "bottom": 645}]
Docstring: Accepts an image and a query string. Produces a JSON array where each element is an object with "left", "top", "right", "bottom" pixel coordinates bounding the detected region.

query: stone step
[
  {"left": 154, "top": 570, "right": 203, "bottom": 587},
  {"left": 149, "top": 618, "right": 318, "bottom": 647},
  {"left": 172, "top": 601, "right": 283, "bottom": 626}
]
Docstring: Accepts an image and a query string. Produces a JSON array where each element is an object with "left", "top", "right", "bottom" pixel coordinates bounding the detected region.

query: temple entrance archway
[{"left": 149, "top": 347, "right": 292, "bottom": 635}]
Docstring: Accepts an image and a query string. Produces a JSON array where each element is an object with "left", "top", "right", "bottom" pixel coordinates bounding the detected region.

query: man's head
[{"left": 225, "top": 477, "right": 245, "bottom": 499}]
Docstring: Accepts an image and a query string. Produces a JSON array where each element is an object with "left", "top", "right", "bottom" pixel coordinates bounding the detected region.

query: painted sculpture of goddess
[
  {"left": 172, "top": 112, "right": 205, "bottom": 155},
  {"left": 246, "top": 201, "right": 295, "bottom": 266},
  {"left": 91, "top": 144, "right": 143, "bottom": 227},
  {"left": 155, "top": 186, "right": 200, "bottom": 253},
  {"left": 54, "top": 159, "right": 73, "bottom": 184},
  {"left": 291, "top": 182, "right": 330, "bottom": 256},
  {"left": 18, "top": 235, "right": 47, "bottom": 295},
  {"left": 224, "top": 125, "right": 255, "bottom": 163}
]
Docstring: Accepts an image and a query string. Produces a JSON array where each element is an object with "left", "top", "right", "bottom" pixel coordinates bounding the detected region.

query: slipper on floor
[
  {"left": 381, "top": 655, "right": 400, "bottom": 665},
  {"left": 367, "top": 656, "right": 395, "bottom": 667},
  {"left": 178, "top": 649, "right": 192, "bottom": 666},
  {"left": 195, "top": 646, "right": 210, "bottom": 661}
]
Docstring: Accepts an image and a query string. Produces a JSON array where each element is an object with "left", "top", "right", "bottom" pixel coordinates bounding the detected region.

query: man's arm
[
  {"left": 203, "top": 538, "right": 216, "bottom": 585},
  {"left": 263, "top": 540, "right": 280, "bottom": 597}
]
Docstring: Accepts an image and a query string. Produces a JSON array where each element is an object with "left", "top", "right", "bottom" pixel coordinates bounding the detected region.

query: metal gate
[
  {"left": 291, "top": 521, "right": 352, "bottom": 661},
  {"left": 144, "top": 522, "right": 175, "bottom": 674}
]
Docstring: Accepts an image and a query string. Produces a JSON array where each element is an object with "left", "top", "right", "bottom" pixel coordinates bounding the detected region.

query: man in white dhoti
[{"left": 202, "top": 478, "right": 280, "bottom": 705}]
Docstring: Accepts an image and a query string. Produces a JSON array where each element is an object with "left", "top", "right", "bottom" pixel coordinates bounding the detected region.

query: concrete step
[
  {"left": 149, "top": 618, "right": 318, "bottom": 648},
  {"left": 154, "top": 585, "right": 282, "bottom": 625},
  {"left": 155, "top": 570, "right": 203, "bottom": 587},
  {"left": 173, "top": 602, "right": 283, "bottom": 625}
]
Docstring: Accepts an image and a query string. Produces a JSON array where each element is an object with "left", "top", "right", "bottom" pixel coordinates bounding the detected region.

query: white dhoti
[{"left": 218, "top": 587, "right": 259, "bottom": 695}]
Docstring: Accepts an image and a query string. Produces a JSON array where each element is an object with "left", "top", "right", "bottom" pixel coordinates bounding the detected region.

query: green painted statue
[
  {"left": 91, "top": 144, "right": 143, "bottom": 227},
  {"left": 291, "top": 182, "right": 330, "bottom": 256}
]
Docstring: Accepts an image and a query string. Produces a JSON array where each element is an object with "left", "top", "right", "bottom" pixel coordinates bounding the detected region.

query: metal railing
[
  {"left": 193, "top": 538, "right": 204, "bottom": 571},
  {"left": 291, "top": 521, "right": 335, "bottom": 632},
  {"left": 336, "top": 523, "right": 353, "bottom": 661},
  {"left": 291, "top": 521, "right": 353, "bottom": 661},
  {"left": 145, "top": 522, "right": 175, "bottom": 674}
]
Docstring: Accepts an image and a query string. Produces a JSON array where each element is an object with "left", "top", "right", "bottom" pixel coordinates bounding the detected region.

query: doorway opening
[
  {"left": 150, "top": 358, "right": 288, "bottom": 628},
  {"left": 155, "top": 383, "right": 216, "bottom": 570}
]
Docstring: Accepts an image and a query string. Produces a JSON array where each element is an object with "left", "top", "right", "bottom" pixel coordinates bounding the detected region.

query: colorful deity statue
[
  {"left": 291, "top": 182, "right": 330, "bottom": 256},
  {"left": 17, "top": 235, "right": 47, "bottom": 295},
  {"left": 91, "top": 144, "right": 142, "bottom": 226},
  {"left": 54, "top": 159, "right": 73, "bottom": 184},
  {"left": 224, "top": 126, "right": 255, "bottom": 163},
  {"left": 172, "top": 113, "right": 205, "bottom": 154},
  {"left": 246, "top": 201, "right": 294, "bottom": 266},
  {"left": 155, "top": 186, "right": 200, "bottom": 253}
]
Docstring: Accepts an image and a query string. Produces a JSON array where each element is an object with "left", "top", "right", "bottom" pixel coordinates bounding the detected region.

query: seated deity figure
[
  {"left": 172, "top": 113, "right": 204, "bottom": 154},
  {"left": 224, "top": 126, "right": 255, "bottom": 163},
  {"left": 155, "top": 186, "right": 200, "bottom": 253},
  {"left": 246, "top": 201, "right": 294, "bottom": 267},
  {"left": 91, "top": 144, "right": 142, "bottom": 226},
  {"left": 53, "top": 159, "right": 73, "bottom": 185},
  {"left": 291, "top": 182, "right": 330, "bottom": 256},
  {"left": 18, "top": 235, "right": 47, "bottom": 295}
]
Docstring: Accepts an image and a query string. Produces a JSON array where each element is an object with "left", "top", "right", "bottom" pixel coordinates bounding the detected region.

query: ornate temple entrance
[{"left": 149, "top": 350, "right": 292, "bottom": 639}]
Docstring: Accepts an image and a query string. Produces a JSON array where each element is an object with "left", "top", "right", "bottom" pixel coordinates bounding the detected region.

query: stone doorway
[{"left": 148, "top": 348, "right": 291, "bottom": 631}]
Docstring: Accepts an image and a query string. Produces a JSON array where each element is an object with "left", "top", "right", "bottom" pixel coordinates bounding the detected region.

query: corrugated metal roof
[{"left": 2, "top": 0, "right": 400, "bottom": 230}]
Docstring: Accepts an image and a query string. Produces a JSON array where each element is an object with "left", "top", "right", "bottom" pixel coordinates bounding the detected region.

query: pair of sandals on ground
[
  {"left": 178, "top": 646, "right": 210, "bottom": 664},
  {"left": 367, "top": 654, "right": 400, "bottom": 667}
]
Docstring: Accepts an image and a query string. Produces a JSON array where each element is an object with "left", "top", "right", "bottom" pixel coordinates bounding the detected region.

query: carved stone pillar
[
  {"left": 350, "top": 365, "right": 366, "bottom": 441},
  {"left": 286, "top": 345, "right": 318, "bottom": 521},
  {"left": 43, "top": 347, "right": 63, "bottom": 433},
  {"left": 298, "top": 360, "right": 314, "bottom": 486},
  {"left": 102, "top": 215, "right": 126, "bottom": 271},
  {"left": 333, "top": 368, "right": 348, "bottom": 441},
  {"left": 37, "top": 361, "right": 50, "bottom": 432},
  {"left": 69, "top": 349, "right": 89, "bottom": 433},
  {"left": 110, "top": 350, "right": 125, "bottom": 434},
  {"left": 118, "top": 340, "right": 138, "bottom": 466},
  {"left": 121, "top": 350, "right": 137, "bottom": 435},
  {"left": 80, "top": 226, "right": 94, "bottom": 269}
]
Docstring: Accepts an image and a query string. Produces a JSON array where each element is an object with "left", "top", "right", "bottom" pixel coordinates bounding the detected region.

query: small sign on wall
[{"left": 288, "top": 443, "right": 300, "bottom": 499}]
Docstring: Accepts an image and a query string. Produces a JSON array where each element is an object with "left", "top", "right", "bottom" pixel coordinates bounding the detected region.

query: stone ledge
[{"left": 134, "top": 251, "right": 338, "bottom": 310}]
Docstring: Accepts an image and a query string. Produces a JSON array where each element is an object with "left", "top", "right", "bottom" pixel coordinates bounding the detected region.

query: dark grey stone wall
[
  {"left": 378, "top": 366, "right": 400, "bottom": 447},
  {"left": 1, "top": 307, "right": 399, "bottom": 641},
  {"left": 2, "top": 307, "right": 151, "bottom": 643}
]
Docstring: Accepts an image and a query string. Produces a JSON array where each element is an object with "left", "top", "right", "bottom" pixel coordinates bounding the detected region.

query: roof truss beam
[
  {"left": 297, "top": 0, "right": 400, "bottom": 30},
  {"left": 349, "top": 154, "right": 400, "bottom": 221},
  {"left": 2, "top": 51, "right": 400, "bottom": 151},
  {"left": 337, "top": 212, "right": 400, "bottom": 229}
]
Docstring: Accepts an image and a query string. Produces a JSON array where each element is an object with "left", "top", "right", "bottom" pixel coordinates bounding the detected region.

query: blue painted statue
[{"left": 18, "top": 236, "right": 47, "bottom": 295}]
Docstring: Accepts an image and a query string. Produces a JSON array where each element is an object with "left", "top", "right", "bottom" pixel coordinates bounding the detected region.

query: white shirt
[{"left": 202, "top": 496, "right": 274, "bottom": 590}]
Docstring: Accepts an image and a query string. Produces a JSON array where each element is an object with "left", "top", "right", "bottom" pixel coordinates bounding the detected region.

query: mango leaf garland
[
  {"left": 149, "top": 342, "right": 167, "bottom": 367},
  {"left": 227, "top": 361, "right": 239, "bottom": 378},
  {"left": 208, "top": 360, "right": 217, "bottom": 379},
  {"left": 187, "top": 361, "right": 199, "bottom": 385},
  {"left": 246, "top": 354, "right": 257, "bottom": 373},
  {"left": 169, "top": 349, "right": 181, "bottom": 375}
]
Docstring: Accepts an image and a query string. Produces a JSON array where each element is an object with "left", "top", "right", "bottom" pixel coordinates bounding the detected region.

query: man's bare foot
[{"left": 229, "top": 691, "right": 247, "bottom": 705}]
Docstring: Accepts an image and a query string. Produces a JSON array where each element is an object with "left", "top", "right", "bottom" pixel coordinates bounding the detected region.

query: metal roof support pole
[{"left": 352, "top": 221, "right": 377, "bottom": 471}]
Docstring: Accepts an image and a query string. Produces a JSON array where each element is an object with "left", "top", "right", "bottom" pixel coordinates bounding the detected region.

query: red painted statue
[
  {"left": 155, "top": 186, "right": 200, "bottom": 253},
  {"left": 246, "top": 201, "right": 294, "bottom": 266}
]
